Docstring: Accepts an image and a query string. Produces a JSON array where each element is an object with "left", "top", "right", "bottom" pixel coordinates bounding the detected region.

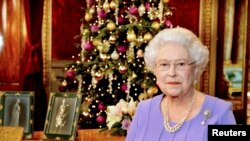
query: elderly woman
[{"left": 126, "top": 27, "right": 236, "bottom": 141}]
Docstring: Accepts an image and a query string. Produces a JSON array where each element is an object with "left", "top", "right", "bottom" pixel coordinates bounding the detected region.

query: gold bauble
[
  {"left": 100, "top": 53, "right": 110, "bottom": 61},
  {"left": 118, "top": 65, "right": 128, "bottom": 74},
  {"left": 84, "top": 13, "right": 92, "bottom": 22},
  {"left": 110, "top": 1, "right": 117, "bottom": 10},
  {"left": 109, "top": 35, "right": 117, "bottom": 44},
  {"left": 151, "top": 21, "right": 160, "bottom": 30},
  {"left": 103, "top": 2, "right": 110, "bottom": 12},
  {"left": 94, "top": 71, "right": 104, "bottom": 81},
  {"left": 127, "top": 30, "right": 137, "bottom": 42},
  {"left": 89, "top": 7, "right": 95, "bottom": 14},
  {"left": 93, "top": 38, "right": 102, "bottom": 46},
  {"left": 107, "top": 21, "right": 116, "bottom": 31},
  {"left": 83, "top": 29, "right": 90, "bottom": 35},
  {"left": 143, "top": 32, "right": 153, "bottom": 42}
]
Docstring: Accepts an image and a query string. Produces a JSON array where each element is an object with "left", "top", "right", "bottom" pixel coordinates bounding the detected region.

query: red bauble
[
  {"left": 96, "top": 115, "right": 106, "bottom": 124},
  {"left": 58, "top": 85, "right": 67, "bottom": 92},
  {"left": 58, "top": 80, "right": 67, "bottom": 92},
  {"left": 118, "top": 16, "right": 126, "bottom": 25}
]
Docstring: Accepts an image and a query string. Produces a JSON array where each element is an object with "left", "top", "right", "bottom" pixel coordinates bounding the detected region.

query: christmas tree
[{"left": 60, "top": 0, "right": 174, "bottom": 129}]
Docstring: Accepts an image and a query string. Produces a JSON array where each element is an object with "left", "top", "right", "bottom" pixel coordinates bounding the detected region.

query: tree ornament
[
  {"left": 103, "top": 0, "right": 110, "bottom": 12},
  {"left": 107, "top": 21, "right": 116, "bottom": 31},
  {"left": 165, "top": 10, "right": 173, "bottom": 16},
  {"left": 91, "top": 25, "right": 99, "bottom": 33},
  {"left": 83, "top": 28, "right": 90, "bottom": 35},
  {"left": 129, "top": 5, "right": 138, "bottom": 15},
  {"left": 144, "top": 2, "right": 151, "bottom": 11},
  {"left": 84, "top": 41, "right": 94, "bottom": 51},
  {"left": 136, "top": 49, "right": 144, "bottom": 58},
  {"left": 58, "top": 80, "right": 67, "bottom": 92},
  {"left": 127, "top": 29, "right": 137, "bottom": 42},
  {"left": 121, "top": 83, "right": 128, "bottom": 92},
  {"left": 117, "top": 45, "right": 127, "bottom": 53},
  {"left": 66, "top": 68, "right": 76, "bottom": 80},
  {"left": 143, "top": 32, "right": 153, "bottom": 42},
  {"left": 111, "top": 50, "right": 119, "bottom": 60},
  {"left": 164, "top": 20, "right": 173, "bottom": 28},
  {"left": 98, "top": 9, "right": 107, "bottom": 19},
  {"left": 89, "top": 6, "right": 95, "bottom": 14},
  {"left": 98, "top": 102, "right": 106, "bottom": 111},
  {"left": 138, "top": 4, "right": 146, "bottom": 16},
  {"left": 87, "top": 0, "right": 94, "bottom": 7},
  {"left": 84, "top": 12, "right": 92, "bottom": 22},
  {"left": 151, "top": 21, "right": 161, "bottom": 30},
  {"left": 102, "top": 40, "right": 111, "bottom": 53},
  {"left": 118, "top": 16, "right": 126, "bottom": 24},
  {"left": 92, "top": 38, "right": 102, "bottom": 46},
  {"left": 119, "top": 65, "right": 128, "bottom": 74},
  {"left": 109, "top": 35, "right": 117, "bottom": 44},
  {"left": 95, "top": 71, "right": 104, "bottom": 81},
  {"left": 96, "top": 115, "right": 106, "bottom": 124},
  {"left": 131, "top": 72, "right": 137, "bottom": 79},
  {"left": 137, "top": 35, "right": 144, "bottom": 44},
  {"left": 109, "top": 1, "right": 117, "bottom": 10},
  {"left": 100, "top": 53, "right": 110, "bottom": 61}
]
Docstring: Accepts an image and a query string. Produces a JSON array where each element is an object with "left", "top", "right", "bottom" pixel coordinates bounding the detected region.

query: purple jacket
[{"left": 126, "top": 94, "right": 236, "bottom": 141}]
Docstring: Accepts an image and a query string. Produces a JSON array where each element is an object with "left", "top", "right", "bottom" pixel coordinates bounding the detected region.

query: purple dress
[{"left": 126, "top": 94, "right": 236, "bottom": 141}]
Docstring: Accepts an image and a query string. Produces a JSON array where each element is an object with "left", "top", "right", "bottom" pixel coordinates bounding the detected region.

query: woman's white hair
[{"left": 144, "top": 27, "right": 209, "bottom": 77}]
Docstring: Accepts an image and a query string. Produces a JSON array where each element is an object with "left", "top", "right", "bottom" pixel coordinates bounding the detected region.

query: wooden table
[{"left": 23, "top": 129, "right": 125, "bottom": 141}]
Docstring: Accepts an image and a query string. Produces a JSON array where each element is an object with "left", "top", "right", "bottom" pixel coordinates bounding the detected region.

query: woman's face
[{"left": 155, "top": 42, "right": 196, "bottom": 97}]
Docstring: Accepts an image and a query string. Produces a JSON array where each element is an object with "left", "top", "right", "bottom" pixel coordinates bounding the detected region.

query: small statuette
[{"left": 201, "top": 109, "right": 212, "bottom": 126}]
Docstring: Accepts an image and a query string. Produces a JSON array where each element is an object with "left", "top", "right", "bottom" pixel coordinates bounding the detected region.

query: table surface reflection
[{"left": 22, "top": 129, "right": 125, "bottom": 141}]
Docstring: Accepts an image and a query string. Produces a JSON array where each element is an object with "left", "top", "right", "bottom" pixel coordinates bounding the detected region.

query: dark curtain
[{"left": 22, "top": 0, "right": 47, "bottom": 131}]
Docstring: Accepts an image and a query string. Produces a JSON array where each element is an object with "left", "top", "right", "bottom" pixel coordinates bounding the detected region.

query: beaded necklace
[{"left": 163, "top": 93, "right": 196, "bottom": 133}]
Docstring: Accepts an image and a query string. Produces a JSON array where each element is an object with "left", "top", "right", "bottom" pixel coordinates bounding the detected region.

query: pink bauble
[
  {"left": 66, "top": 69, "right": 75, "bottom": 80},
  {"left": 84, "top": 41, "right": 94, "bottom": 51},
  {"left": 121, "top": 83, "right": 128, "bottom": 92},
  {"left": 96, "top": 115, "right": 106, "bottom": 124},
  {"left": 164, "top": 20, "right": 173, "bottom": 28},
  {"left": 117, "top": 45, "right": 127, "bottom": 53},
  {"left": 118, "top": 16, "right": 126, "bottom": 25},
  {"left": 144, "top": 2, "right": 151, "bottom": 11},
  {"left": 98, "top": 10, "right": 107, "bottom": 19},
  {"left": 91, "top": 25, "right": 99, "bottom": 32},
  {"left": 87, "top": 0, "right": 94, "bottom": 6},
  {"left": 129, "top": 6, "right": 138, "bottom": 15},
  {"left": 98, "top": 102, "right": 106, "bottom": 111}
]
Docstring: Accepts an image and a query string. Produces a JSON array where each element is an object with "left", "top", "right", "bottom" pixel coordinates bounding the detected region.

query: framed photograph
[
  {"left": 43, "top": 92, "right": 82, "bottom": 140},
  {"left": 223, "top": 64, "right": 243, "bottom": 96},
  {"left": 0, "top": 91, "right": 34, "bottom": 139}
]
